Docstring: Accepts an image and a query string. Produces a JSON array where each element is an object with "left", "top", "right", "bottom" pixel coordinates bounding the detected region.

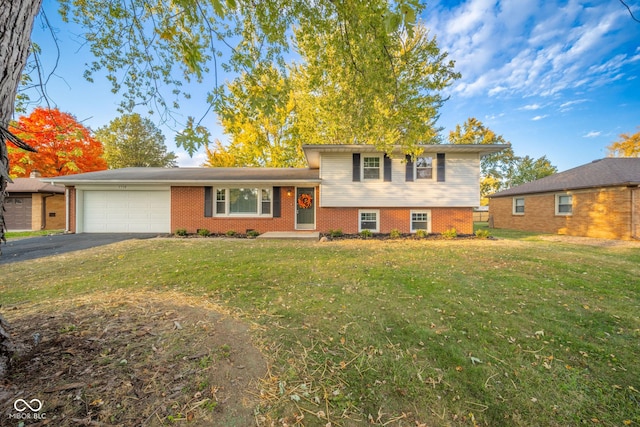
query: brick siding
[
  {"left": 172, "top": 186, "right": 473, "bottom": 235},
  {"left": 66, "top": 185, "right": 475, "bottom": 235},
  {"left": 489, "top": 186, "right": 636, "bottom": 240}
]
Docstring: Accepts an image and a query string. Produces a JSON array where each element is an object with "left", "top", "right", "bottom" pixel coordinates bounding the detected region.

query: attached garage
[
  {"left": 4, "top": 196, "right": 32, "bottom": 230},
  {"left": 79, "top": 188, "right": 171, "bottom": 233}
]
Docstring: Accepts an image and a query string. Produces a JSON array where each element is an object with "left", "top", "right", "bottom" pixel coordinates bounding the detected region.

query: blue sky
[{"left": 27, "top": 0, "right": 640, "bottom": 171}]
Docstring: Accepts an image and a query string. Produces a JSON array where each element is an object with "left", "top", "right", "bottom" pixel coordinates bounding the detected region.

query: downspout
[
  {"left": 41, "top": 193, "right": 55, "bottom": 230},
  {"left": 633, "top": 186, "right": 639, "bottom": 240}
]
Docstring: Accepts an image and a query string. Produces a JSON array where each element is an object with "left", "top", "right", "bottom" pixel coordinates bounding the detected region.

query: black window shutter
[
  {"left": 204, "top": 186, "right": 213, "bottom": 217},
  {"left": 383, "top": 154, "right": 392, "bottom": 182},
  {"left": 405, "top": 155, "right": 414, "bottom": 182},
  {"left": 437, "top": 153, "right": 446, "bottom": 182},
  {"left": 272, "top": 187, "right": 281, "bottom": 218},
  {"left": 352, "top": 153, "right": 361, "bottom": 182}
]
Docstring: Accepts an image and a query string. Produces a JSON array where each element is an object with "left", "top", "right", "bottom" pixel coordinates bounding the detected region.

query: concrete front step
[{"left": 257, "top": 231, "right": 320, "bottom": 240}]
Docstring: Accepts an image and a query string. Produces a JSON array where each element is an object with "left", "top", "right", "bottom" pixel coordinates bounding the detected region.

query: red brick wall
[
  {"left": 173, "top": 186, "right": 474, "bottom": 235},
  {"left": 171, "top": 186, "right": 299, "bottom": 234},
  {"left": 68, "top": 187, "right": 76, "bottom": 233},
  {"left": 316, "top": 206, "right": 473, "bottom": 234},
  {"left": 489, "top": 187, "right": 635, "bottom": 240}
]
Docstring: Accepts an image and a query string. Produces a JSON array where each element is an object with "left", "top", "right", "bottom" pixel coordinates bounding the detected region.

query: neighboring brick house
[
  {"left": 489, "top": 158, "right": 640, "bottom": 240},
  {"left": 47, "top": 144, "right": 505, "bottom": 235},
  {"left": 5, "top": 172, "right": 66, "bottom": 231}
]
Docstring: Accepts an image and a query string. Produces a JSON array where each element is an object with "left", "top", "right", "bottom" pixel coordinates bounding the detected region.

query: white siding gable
[{"left": 319, "top": 152, "right": 480, "bottom": 207}]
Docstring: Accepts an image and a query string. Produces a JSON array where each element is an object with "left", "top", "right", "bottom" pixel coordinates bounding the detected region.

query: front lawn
[{"left": 1, "top": 233, "right": 639, "bottom": 426}]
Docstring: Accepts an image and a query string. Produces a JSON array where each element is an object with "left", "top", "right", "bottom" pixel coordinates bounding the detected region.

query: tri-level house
[{"left": 47, "top": 144, "right": 506, "bottom": 235}]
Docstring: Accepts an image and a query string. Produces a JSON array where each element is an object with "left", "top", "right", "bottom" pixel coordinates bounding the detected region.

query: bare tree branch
[{"left": 620, "top": 0, "right": 640, "bottom": 23}]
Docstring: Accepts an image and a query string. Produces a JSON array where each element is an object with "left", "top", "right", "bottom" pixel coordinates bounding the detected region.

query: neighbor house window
[
  {"left": 556, "top": 194, "right": 573, "bottom": 215},
  {"left": 363, "top": 156, "right": 381, "bottom": 180},
  {"left": 215, "top": 188, "right": 272, "bottom": 216},
  {"left": 415, "top": 157, "right": 433, "bottom": 179},
  {"left": 359, "top": 210, "right": 380, "bottom": 232},
  {"left": 513, "top": 197, "right": 525, "bottom": 215},
  {"left": 411, "top": 210, "right": 431, "bottom": 232}
]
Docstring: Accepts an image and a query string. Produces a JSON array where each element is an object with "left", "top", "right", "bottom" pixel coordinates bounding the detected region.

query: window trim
[
  {"left": 410, "top": 209, "right": 431, "bottom": 233},
  {"left": 358, "top": 209, "right": 380, "bottom": 233},
  {"left": 555, "top": 193, "right": 573, "bottom": 216},
  {"left": 362, "top": 155, "right": 383, "bottom": 181},
  {"left": 414, "top": 156, "right": 434, "bottom": 180},
  {"left": 214, "top": 187, "right": 273, "bottom": 217},
  {"left": 513, "top": 197, "right": 525, "bottom": 215}
]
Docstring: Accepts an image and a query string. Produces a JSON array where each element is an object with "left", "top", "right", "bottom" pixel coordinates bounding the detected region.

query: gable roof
[
  {"left": 490, "top": 158, "right": 640, "bottom": 198},
  {"left": 7, "top": 178, "right": 65, "bottom": 194},
  {"left": 46, "top": 167, "right": 321, "bottom": 185}
]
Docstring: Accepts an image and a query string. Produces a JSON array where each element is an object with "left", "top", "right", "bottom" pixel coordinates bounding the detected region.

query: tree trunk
[{"left": 0, "top": 0, "right": 43, "bottom": 377}]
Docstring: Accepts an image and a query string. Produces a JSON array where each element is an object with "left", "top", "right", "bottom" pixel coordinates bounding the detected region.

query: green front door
[{"left": 296, "top": 187, "right": 315, "bottom": 230}]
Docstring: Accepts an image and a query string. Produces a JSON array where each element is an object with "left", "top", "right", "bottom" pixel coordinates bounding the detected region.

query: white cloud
[
  {"left": 426, "top": 0, "right": 638, "bottom": 99},
  {"left": 520, "top": 103, "right": 542, "bottom": 111},
  {"left": 532, "top": 115, "right": 548, "bottom": 121},
  {"left": 583, "top": 131, "right": 601, "bottom": 138}
]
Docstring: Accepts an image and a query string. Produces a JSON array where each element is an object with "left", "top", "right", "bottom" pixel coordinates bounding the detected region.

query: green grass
[
  {"left": 2, "top": 235, "right": 639, "bottom": 426},
  {"left": 4, "top": 229, "right": 64, "bottom": 239}
]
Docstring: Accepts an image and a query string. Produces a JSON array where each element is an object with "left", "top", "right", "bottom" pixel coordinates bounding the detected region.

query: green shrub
[
  {"left": 328, "top": 229, "right": 343, "bottom": 238},
  {"left": 247, "top": 230, "right": 260, "bottom": 238},
  {"left": 225, "top": 230, "right": 237, "bottom": 237},
  {"left": 175, "top": 228, "right": 188, "bottom": 237},
  {"left": 197, "top": 228, "right": 210, "bottom": 237},
  {"left": 389, "top": 228, "right": 401, "bottom": 239},
  {"left": 415, "top": 229, "right": 428, "bottom": 238},
  {"left": 442, "top": 227, "right": 457, "bottom": 239},
  {"left": 475, "top": 228, "right": 491, "bottom": 239},
  {"left": 359, "top": 229, "right": 373, "bottom": 238}
]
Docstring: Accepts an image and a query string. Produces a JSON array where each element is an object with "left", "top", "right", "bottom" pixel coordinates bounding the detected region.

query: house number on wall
[{"left": 118, "top": 185, "right": 127, "bottom": 189}]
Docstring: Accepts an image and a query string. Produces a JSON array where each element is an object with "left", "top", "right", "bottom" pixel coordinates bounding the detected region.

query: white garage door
[{"left": 83, "top": 190, "right": 171, "bottom": 233}]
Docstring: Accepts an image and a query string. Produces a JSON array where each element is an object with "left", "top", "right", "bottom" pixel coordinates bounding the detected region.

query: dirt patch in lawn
[{"left": 0, "top": 290, "right": 267, "bottom": 426}]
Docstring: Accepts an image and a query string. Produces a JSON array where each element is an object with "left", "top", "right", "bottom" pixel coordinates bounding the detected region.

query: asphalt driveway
[{"left": 0, "top": 233, "right": 160, "bottom": 265}]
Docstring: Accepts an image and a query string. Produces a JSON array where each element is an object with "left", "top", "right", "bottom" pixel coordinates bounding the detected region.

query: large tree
[
  {"left": 209, "top": 66, "right": 303, "bottom": 167},
  {"left": 8, "top": 107, "right": 107, "bottom": 177},
  {"left": 0, "top": 0, "right": 427, "bottom": 373},
  {"left": 448, "top": 117, "right": 557, "bottom": 201},
  {"left": 607, "top": 127, "right": 640, "bottom": 157},
  {"left": 207, "top": 21, "right": 459, "bottom": 167},
  {"left": 95, "top": 114, "right": 177, "bottom": 168}
]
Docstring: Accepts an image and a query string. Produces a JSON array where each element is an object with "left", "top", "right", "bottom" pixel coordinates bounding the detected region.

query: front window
[
  {"left": 359, "top": 210, "right": 379, "bottom": 232},
  {"left": 411, "top": 210, "right": 430, "bottom": 232},
  {"left": 556, "top": 194, "right": 573, "bottom": 215},
  {"left": 513, "top": 197, "right": 525, "bottom": 215},
  {"left": 415, "top": 157, "right": 433, "bottom": 179},
  {"left": 261, "top": 189, "right": 271, "bottom": 215},
  {"left": 363, "top": 156, "right": 381, "bottom": 180},
  {"left": 215, "top": 188, "right": 272, "bottom": 216},
  {"left": 216, "top": 189, "right": 226, "bottom": 214}
]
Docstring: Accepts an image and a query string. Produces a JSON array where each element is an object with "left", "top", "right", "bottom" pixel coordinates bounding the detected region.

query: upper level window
[
  {"left": 363, "top": 156, "right": 381, "bottom": 180},
  {"left": 556, "top": 194, "right": 573, "bottom": 215},
  {"left": 513, "top": 197, "right": 525, "bottom": 215},
  {"left": 415, "top": 156, "right": 433, "bottom": 179}
]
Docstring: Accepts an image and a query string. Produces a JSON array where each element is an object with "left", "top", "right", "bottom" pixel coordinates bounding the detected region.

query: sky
[{"left": 26, "top": 0, "right": 640, "bottom": 172}]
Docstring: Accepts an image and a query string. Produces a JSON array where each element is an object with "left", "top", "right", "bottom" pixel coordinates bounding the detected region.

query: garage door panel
[{"left": 83, "top": 190, "right": 170, "bottom": 233}]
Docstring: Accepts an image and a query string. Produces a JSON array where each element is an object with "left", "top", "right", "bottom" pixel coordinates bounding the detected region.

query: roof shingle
[{"left": 490, "top": 158, "right": 640, "bottom": 198}]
